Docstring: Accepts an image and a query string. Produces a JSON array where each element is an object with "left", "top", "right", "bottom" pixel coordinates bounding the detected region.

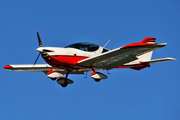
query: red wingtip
[
  {"left": 3, "top": 65, "right": 12, "bottom": 69},
  {"left": 36, "top": 30, "right": 39, "bottom": 33}
]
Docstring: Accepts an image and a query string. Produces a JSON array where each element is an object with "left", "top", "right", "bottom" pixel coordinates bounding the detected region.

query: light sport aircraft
[{"left": 4, "top": 32, "right": 176, "bottom": 87}]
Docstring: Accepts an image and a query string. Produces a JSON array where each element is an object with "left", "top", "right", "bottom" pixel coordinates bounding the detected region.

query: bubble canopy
[{"left": 65, "top": 42, "right": 100, "bottom": 52}]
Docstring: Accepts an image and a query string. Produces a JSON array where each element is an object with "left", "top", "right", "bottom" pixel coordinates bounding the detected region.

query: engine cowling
[{"left": 90, "top": 72, "right": 107, "bottom": 80}]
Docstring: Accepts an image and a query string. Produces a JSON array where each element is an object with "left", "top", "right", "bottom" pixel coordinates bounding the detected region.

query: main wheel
[
  {"left": 94, "top": 79, "right": 101, "bottom": 82},
  {"left": 51, "top": 78, "right": 57, "bottom": 80},
  {"left": 61, "top": 83, "right": 68, "bottom": 87}
]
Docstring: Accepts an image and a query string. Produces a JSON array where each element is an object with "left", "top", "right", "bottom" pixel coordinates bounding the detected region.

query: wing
[
  {"left": 4, "top": 64, "right": 52, "bottom": 71},
  {"left": 3, "top": 64, "right": 84, "bottom": 74},
  {"left": 77, "top": 43, "right": 167, "bottom": 70}
]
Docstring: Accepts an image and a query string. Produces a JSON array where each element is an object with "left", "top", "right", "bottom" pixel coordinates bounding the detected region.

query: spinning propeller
[
  {"left": 33, "top": 31, "right": 43, "bottom": 65},
  {"left": 37, "top": 31, "right": 43, "bottom": 47}
]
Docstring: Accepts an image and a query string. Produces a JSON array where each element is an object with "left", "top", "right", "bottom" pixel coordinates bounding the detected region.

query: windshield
[{"left": 65, "top": 42, "right": 100, "bottom": 52}]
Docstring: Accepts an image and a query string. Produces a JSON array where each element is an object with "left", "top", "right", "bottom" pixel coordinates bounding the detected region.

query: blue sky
[{"left": 1, "top": 0, "right": 180, "bottom": 120}]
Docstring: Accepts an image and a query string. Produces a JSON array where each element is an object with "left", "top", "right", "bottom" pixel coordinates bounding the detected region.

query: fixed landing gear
[
  {"left": 94, "top": 79, "right": 101, "bottom": 82},
  {"left": 61, "top": 83, "right": 68, "bottom": 87},
  {"left": 46, "top": 68, "right": 74, "bottom": 87},
  {"left": 91, "top": 71, "right": 107, "bottom": 82},
  {"left": 51, "top": 78, "right": 57, "bottom": 80},
  {"left": 56, "top": 71, "right": 73, "bottom": 88},
  {"left": 57, "top": 78, "right": 73, "bottom": 87},
  {"left": 46, "top": 67, "right": 64, "bottom": 81}
]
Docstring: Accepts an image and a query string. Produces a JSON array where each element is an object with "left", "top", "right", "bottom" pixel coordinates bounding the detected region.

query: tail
[
  {"left": 141, "top": 37, "right": 156, "bottom": 43},
  {"left": 128, "top": 37, "right": 175, "bottom": 70},
  {"left": 138, "top": 37, "right": 156, "bottom": 61}
]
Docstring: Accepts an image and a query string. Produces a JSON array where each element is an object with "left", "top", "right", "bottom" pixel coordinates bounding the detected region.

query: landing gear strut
[
  {"left": 64, "top": 71, "right": 70, "bottom": 86},
  {"left": 56, "top": 71, "right": 73, "bottom": 87}
]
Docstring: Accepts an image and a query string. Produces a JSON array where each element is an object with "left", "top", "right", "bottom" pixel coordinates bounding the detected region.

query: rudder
[
  {"left": 138, "top": 37, "right": 156, "bottom": 61},
  {"left": 141, "top": 37, "right": 156, "bottom": 43}
]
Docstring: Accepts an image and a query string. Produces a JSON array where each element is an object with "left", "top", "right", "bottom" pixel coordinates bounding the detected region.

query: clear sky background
[{"left": 0, "top": 0, "right": 179, "bottom": 120}]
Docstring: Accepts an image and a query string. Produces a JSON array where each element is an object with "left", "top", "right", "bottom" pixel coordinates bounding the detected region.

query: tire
[
  {"left": 94, "top": 79, "right": 101, "bottom": 82},
  {"left": 61, "top": 83, "right": 68, "bottom": 87},
  {"left": 51, "top": 78, "right": 57, "bottom": 80}
]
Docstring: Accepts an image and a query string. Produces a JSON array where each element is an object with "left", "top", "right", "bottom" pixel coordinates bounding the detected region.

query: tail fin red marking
[
  {"left": 121, "top": 37, "right": 156, "bottom": 49},
  {"left": 141, "top": 37, "right": 156, "bottom": 43}
]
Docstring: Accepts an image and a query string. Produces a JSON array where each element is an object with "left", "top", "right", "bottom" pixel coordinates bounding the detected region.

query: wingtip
[
  {"left": 157, "top": 43, "right": 167, "bottom": 46},
  {"left": 3, "top": 65, "right": 12, "bottom": 69},
  {"left": 36, "top": 30, "right": 39, "bottom": 33},
  {"left": 166, "top": 57, "right": 176, "bottom": 61}
]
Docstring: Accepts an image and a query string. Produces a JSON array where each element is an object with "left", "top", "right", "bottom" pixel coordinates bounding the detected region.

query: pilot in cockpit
[{"left": 83, "top": 46, "right": 88, "bottom": 51}]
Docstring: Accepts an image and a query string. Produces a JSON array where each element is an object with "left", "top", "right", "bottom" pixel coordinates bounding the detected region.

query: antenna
[{"left": 103, "top": 39, "right": 111, "bottom": 48}]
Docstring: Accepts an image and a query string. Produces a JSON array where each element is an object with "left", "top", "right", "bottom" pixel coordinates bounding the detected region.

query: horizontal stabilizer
[{"left": 141, "top": 57, "right": 176, "bottom": 64}]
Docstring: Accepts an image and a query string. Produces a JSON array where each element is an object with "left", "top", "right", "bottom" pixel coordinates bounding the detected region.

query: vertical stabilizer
[
  {"left": 141, "top": 37, "right": 156, "bottom": 43},
  {"left": 138, "top": 51, "right": 153, "bottom": 61},
  {"left": 138, "top": 37, "right": 156, "bottom": 61}
]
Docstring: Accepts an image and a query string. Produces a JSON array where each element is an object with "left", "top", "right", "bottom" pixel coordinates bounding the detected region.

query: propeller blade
[
  {"left": 34, "top": 31, "right": 43, "bottom": 66},
  {"left": 33, "top": 53, "right": 41, "bottom": 66},
  {"left": 36, "top": 31, "right": 43, "bottom": 47}
]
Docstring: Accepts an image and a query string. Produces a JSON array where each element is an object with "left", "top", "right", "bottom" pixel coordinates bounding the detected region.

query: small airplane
[{"left": 4, "top": 31, "right": 176, "bottom": 87}]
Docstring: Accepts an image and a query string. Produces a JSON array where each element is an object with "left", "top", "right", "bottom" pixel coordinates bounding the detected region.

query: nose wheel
[
  {"left": 51, "top": 78, "right": 57, "bottom": 80},
  {"left": 57, "top": 78, "right": 74, "bottom": 87},
  {"left": 61, "top": 83, "right": 68, "bottom": 87},
  {"left": 56, "top": 71, "right": 73, "bottom": 87}
]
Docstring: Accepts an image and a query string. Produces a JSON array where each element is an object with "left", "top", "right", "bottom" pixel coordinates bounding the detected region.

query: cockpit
[{"left": 65, "top": 42, "right": 100, "bottom": 52}]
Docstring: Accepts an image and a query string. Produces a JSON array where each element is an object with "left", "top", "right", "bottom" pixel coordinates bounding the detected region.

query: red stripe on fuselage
[{"left": 43, "top": 55, "right": 88, "bottom": 68}]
